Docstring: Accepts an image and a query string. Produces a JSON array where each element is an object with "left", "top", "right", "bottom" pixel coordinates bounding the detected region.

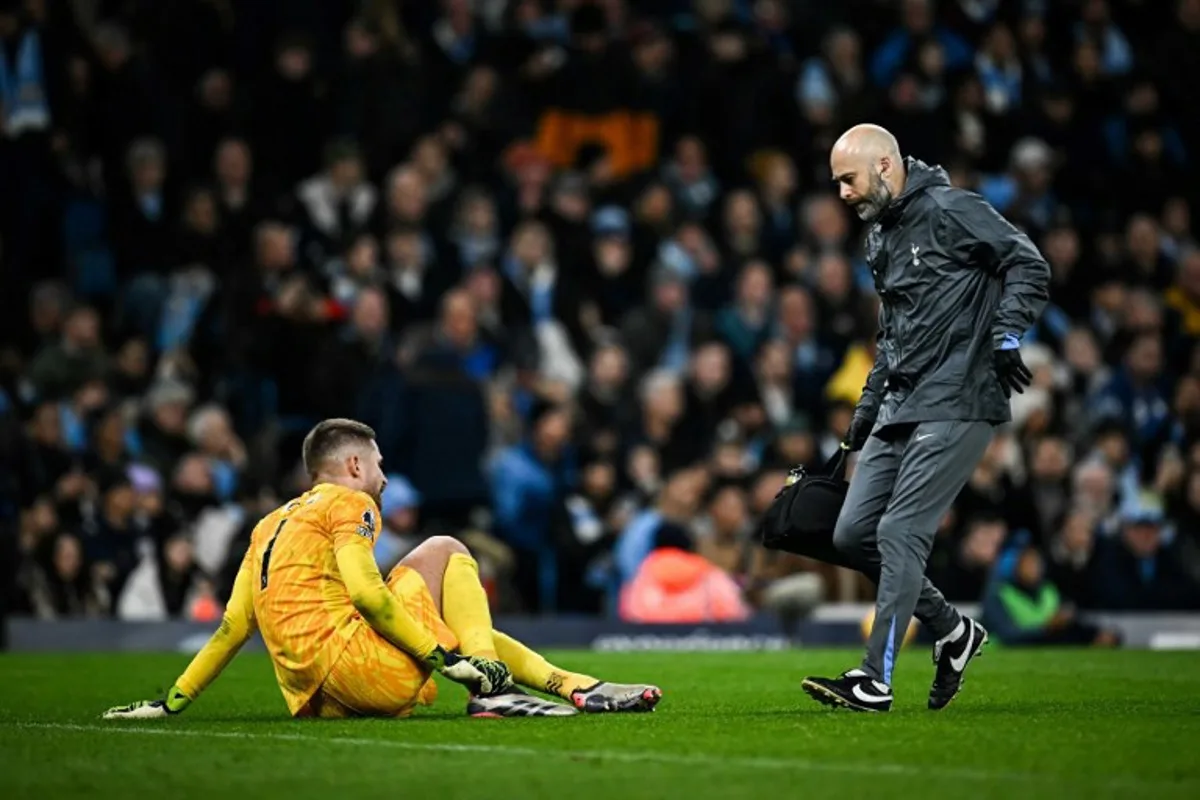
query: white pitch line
[{"left": 4, "top": 722, "right": 1191, "bottom": 791}]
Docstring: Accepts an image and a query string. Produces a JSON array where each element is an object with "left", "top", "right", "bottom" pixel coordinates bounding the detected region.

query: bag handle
[{"left": 824, "top": 445, "right": 849, "bottom": 482}]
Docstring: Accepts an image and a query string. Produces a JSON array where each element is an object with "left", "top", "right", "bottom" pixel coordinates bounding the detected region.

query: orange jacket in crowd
[{"left": 618, "top": 547, "right": 753, "bottom": 624}]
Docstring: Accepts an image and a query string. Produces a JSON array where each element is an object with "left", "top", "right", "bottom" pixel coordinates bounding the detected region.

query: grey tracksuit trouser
[{"left": 833, "top": 419, "right": 994, "bottom": 684}]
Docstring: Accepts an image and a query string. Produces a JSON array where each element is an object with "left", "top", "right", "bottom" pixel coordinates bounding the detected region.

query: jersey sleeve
[
  {"left": 174, "top": 547, "right": 258, "bottom": 701},
  {"left": 327, "top": 489, "right": 382, "bottom": 555}
]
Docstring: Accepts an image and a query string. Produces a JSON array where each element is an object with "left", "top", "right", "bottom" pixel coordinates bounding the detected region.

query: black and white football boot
[
  {"left": 928, "top": 617, "right": 988, "bottom": 710},
  {"left": 801, "top": 669, "right": 893, "bottom": 713},
  {"left": 467, "top": 688, "right": 579, "bottom": 718}
]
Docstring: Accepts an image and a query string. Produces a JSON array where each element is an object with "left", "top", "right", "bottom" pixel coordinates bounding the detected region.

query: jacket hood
[
  {"left": 897, "top": 156, "right": 951, "bottom": 201},
  {"left": 878, "top": 157, "right": 950, "bottom": 225}
]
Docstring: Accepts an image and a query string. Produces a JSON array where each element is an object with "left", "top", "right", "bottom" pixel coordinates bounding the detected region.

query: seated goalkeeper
[{"left": 105, "top": 419, "right": 661, "bottom": 719}]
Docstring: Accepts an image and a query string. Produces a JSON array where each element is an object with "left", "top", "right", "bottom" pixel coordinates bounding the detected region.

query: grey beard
[{"left": 854, "top": 173, "right": 894, "bottom": 221}]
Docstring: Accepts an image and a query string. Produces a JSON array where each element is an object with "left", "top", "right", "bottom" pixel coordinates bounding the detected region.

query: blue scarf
[
  {"left": 0, "top": 29, "right": 50, "bottom": 136},
  {"left": 659, "top": 307, "right": 693, "bottom": 372},
  {"left": 59, "top": 404, "right": 87, "bottom": 453},
  {"left": 504, "top": 255, "right": 555, "bottom": 325},
  {"left": 157, "top": 276, "right": 213, "bottom": 352},
  {"left": 530, "top": 279, "right": 553, "bottom": 325}
]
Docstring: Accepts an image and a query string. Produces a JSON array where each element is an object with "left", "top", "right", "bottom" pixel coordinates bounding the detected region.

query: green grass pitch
[{"left": 2, "top": 648, "right": 1199, "bottom": 799}]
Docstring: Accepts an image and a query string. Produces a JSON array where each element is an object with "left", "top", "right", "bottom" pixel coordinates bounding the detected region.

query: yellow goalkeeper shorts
[{"left": 308, "top": 566, "right": 458, "bottom": 718}]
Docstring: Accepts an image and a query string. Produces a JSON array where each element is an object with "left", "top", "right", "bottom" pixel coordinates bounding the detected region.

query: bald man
[{"left": 800, "top": 125, "right": 1050, "bottom": 713}]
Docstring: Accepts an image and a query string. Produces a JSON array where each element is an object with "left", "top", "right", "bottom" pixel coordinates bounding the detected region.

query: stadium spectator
[
  {"left": 553, "top": 455, "right": 628, "bottom": 614},
  {"left": 680, "top": 342, "right": 746, "bottom": 448},
  {"left": 211, "top": 138, "right": 266, "bottom": 261},
  {"left": 982, "top": 545, "right": 1120, "bottom": 647},
  {"left": 619, "top": 522, "right": 751, "bottom": 624},
  {"left": 660, "top": 135, "right": 720, "bottom": 221},
  {"left": 1089, "top": 493, "right": 1200, "bottom": 610},
  {"left": 21, "top": 402, "right": 75, "bottom": 505},
  {"left": 249, "top": 32, "right": 327, "bottom": 192},
  {"left": 311, "top": 286, "right": 395, "bottom": 419},
  {"left": 1047, "top": 510, "right": 1100, "bottom": 607},
  {"left": 938, "top": 515, "right": 1008, "bottom": 603},
  {"left": 774, "top": 284, "right": 837, "bottom": 420},
  {"left": 395, "top": 289, "right": 493, "bottom": 522},
  {"left": 110, "top": 137, "right": 173, "bottom": 284},
  {"left": 137, "top": 380, "right": 194, "bottom": 478},
  {"left": 716, "top": 260, "right": 774, "bottom": 366},
  {"left": 694, "top": 482, "right": 753, "bottom": 574},
  {"left": 615, "top": 464, "right": 707, "bottom": 588},
  {"left": 488, "top": 400, "right": 576, "bottom": 611},
  {"left": 186, "top": 404, "right": 247, "bottom": 503},
  {"left": 116, "top": 532, "right": 214, "bottom": 621},
  {"left": 871, "top": 0, "right": 972, "bottom": 89},
  {"left": 28, "top": 305, "right": 107, "bottom": 402},
  {"left": 577, "top": 342, "right": 633, "bottom": 459},
  {"left": 19, "top": 532, "right": 110, "bottom": 619},
  {"left": 296, "top": 140, "right": 378, "bottom": 262}
]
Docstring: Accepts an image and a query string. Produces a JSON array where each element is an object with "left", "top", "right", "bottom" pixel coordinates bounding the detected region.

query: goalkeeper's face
[{"left": 360, "top": 440, "right": 387, "bottom": 510}]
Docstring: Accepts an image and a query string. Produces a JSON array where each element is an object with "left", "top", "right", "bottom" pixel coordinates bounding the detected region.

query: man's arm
[
  {"left": 103, "top": 553, "right": 258, "bottom": 719},
  {"left": 330, "top": 496, "right": 440, "bottom": 659},
  {"left": 855, "top": 326, "right": 889, "bottom": 424},
  {"left": 174, "top": 554, "right": 258, "bottom": 701},
  {"left": 335, "top": 544, "right": 440, "bottom": 659},
  {"left": 945, "top": 193, "right": 1051, "bottom": 347}
]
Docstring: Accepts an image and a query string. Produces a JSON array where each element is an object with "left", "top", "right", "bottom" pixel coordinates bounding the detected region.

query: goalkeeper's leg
[
  {"left": 398, "top": 536, "right": 498, "bottom": 659},
  {"left": 493, "top": 630, "right": 662, "bottom": 713},
  {"left": 492, "top": 630, "right": 595, "bottom": 698},
  {"left": 396, "top": 537, "right": 660, "bottom": 712}
]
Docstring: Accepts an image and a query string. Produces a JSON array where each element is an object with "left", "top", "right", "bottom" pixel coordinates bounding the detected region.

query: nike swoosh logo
[
  {"left": 949, "top": 624, "right": 975, "bottom": 672},
  {"left": 851, "top": 684, "right": 892, "bottom": 705},
  {"left": 916, "top": 433, "right": 933, "bottom": 441}
]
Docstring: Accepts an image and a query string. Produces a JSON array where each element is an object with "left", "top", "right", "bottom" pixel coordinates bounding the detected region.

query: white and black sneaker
[
  {"left": 802, "top": 669, "right": 893, "bottom": 713},
  {"left": 929, "top": 617, "right": 988, "bottom": 710},
  {"left": 467, "top": 688, "right": 579, "bottom": 718}
]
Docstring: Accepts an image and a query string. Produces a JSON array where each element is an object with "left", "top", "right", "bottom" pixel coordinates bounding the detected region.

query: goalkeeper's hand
[
  {"left": 425, "top": 645, "right": 513, "bottom": 696},
  {"left": 102, "top": 685, "right": 192, "bottom": 720}
]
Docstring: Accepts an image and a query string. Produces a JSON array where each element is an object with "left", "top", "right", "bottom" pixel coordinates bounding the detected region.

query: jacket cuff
[{"left": 995, "top": 332, "right": 1021, "bottom": 350}]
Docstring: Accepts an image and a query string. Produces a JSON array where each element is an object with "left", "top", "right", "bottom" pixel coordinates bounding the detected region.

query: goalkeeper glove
[
  {"left": 425, "top": 645, "right": 513, "bottom": 696},
  {"left": 102, "top": 685, "right": 192, "bottom": 720}
]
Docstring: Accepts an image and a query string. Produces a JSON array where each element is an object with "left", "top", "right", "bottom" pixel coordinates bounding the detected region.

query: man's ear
[
  {"left": 878, "top": 156, "right": 893, "bottom": 180},
  {"left": 346, "top": 453, "right": 361, "bottom": 479}
]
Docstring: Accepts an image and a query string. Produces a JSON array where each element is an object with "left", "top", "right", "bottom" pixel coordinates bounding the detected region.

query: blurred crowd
[{"left": 2, "top": 0, "right": 1200, "bottom": 639}]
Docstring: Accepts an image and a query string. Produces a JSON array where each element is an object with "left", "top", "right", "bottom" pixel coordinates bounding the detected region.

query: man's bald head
[
  {"left": 833, "top": 124, "right": 901, "bottom": 163},
  {"left": 830, "top": 124, "right": 906, "bottom": 221}
]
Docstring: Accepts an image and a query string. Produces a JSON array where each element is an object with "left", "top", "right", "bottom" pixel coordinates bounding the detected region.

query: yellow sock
[
  {"left": 441, "top": 553, "right": 498, "bottom": 659},
  {"left": 492, "top": 630, "right": 597, "bottom": 700}
]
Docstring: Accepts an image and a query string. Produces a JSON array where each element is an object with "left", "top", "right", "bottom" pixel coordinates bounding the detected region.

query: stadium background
[{"left": 2, "top": 0, "right": 1200, "bottom": 648}]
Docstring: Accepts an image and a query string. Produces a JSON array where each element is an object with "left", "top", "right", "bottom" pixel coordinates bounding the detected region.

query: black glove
[
  {"left": 994, "top": 339, "right": 1032, "bottom": 397},
  {"left": 844, "top": 413, "right": 873, "bottom": 452}
]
